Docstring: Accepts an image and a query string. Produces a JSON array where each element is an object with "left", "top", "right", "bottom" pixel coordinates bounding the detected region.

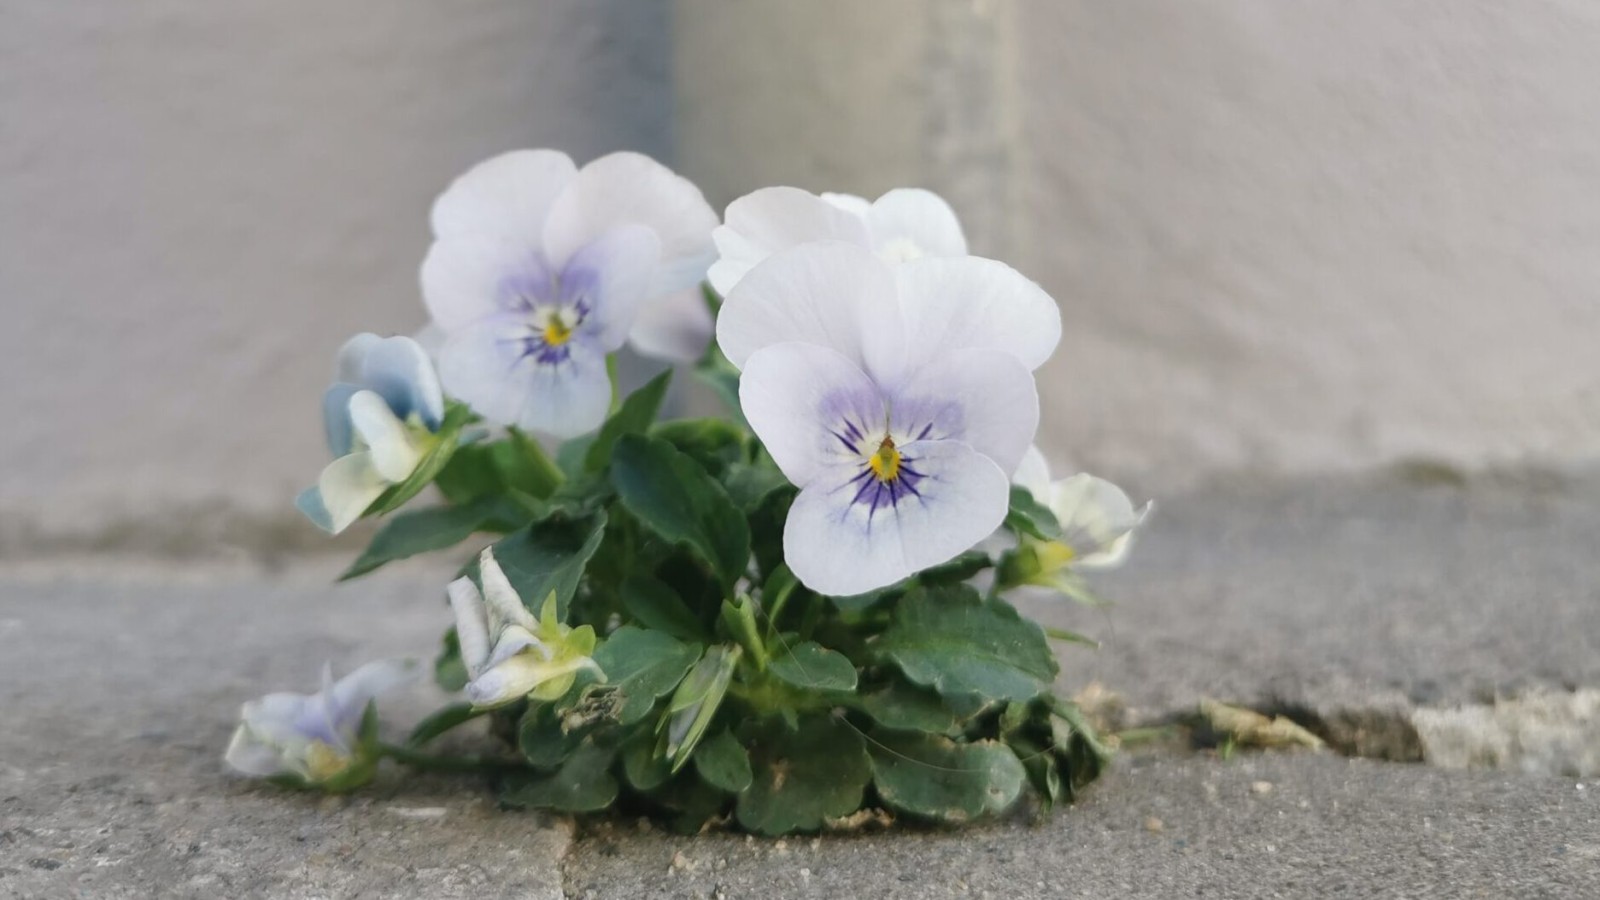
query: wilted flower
[
  {"left": 707, "top": 186, "right": 967, "bottom": 297},
  {"left": 447, "top": 547, "right": 604, "bottom": 707},
  {"left": 224, "top": 658, "right": 420, "bottom": 788},
  {"left": 296, "top": 334, "right": 445, "bottom": 534},
  {"left": 717, "top": 242, "right": 1060, "bottom": 596},
  {"left": 421, "top": 150, "right": 718, "bottom": 436}
]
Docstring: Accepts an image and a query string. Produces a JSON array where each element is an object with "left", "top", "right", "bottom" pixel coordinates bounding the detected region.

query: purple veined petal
[
  {"left": 558, "top": 225, "right": 661, "bottom": 352},
  {"left": 707, "top": 186, "right": 871, "bottom": 296},
  {"left": 864, "top": 188, "right": 968, "bottom": 261},
  {"left": 542, "top": 152, "right": 718, "bottom": 295},
  {"left": 361, "top": 335, "right": 445, "bottom": 430},
  {"left": 715, "top": 241, "right": 907, "bottom": 382},
  {"left": 438, "top": 317, "right": 612, "bottom": 439},
  {"left": 882, "top": 347, "right": 1040, "bottom": 477},
  {"left": 738, "top": 342, "right": 889, "bottom": 488},
  {"left": 430, "top": 149, "right": 577, "bottom": 241},
  {"left": 782, "top": 439, "right": 1011, "bottom": 596},
  {"left": 422, "top": 234, "right": 555, "bottom": 333},
  {"left": 628, "top": 284, "right": 714, "bottom": 364},
  {"left": 892, "top": 256, "right": 1061, "bottom": 373}
]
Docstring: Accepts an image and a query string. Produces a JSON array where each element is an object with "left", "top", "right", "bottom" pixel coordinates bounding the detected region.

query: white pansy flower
[
  {"left": 225, "top": 658, "right": 420, "bottom": 787},
  {"left": 1016, "top": 447, "right": 1151, "bottom": 575},
  {"left": 447, "top": 548, "right": 603, "bottom": 708},
  {"left": 297, "top": 334, "right": 445, "bottom": 534},
  {"left": 716, "top": 242, "right": 1060, "bottom": 596},
  {"left": 707, "top": 186, "right": 967, "bottom": 297},
  {"left": 422, "top": 150, "right": 719, "bottom": 435}
]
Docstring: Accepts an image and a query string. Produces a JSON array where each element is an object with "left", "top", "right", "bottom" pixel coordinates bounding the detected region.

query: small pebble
[
  {"left": 386, "top": 806, "right": 447, "bottom": 820},
  {"left": 1251, "top": 781, "right": 1274, "bottom": 795},
  {"left": 1143, "top": 816, "right": 1163, "bottom": 833}
]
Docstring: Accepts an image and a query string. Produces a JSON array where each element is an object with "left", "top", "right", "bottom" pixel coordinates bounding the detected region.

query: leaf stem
[{"left": 377, "top": 742, "right": 524, "bottom": 774}]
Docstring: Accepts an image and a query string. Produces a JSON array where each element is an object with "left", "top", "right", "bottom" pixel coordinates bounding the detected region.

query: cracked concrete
[{"left": 3, "top": 469, "right": 1598, "bottom": 896}]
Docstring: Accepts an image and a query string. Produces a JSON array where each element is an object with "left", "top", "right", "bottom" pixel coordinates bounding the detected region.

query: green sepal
[
  {"left": 1004, "top": 485, "right": 1061, "bottom": 541},
  {"left": 719, "top": 595, "right": 767, "bottom": 670}
]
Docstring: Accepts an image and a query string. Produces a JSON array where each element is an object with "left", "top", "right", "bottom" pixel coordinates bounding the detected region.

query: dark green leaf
[
  {"left": 692, "top": 729, "right": 752, "bottom": 793},
  {"left": 621, "top": 575, "right": 711, "bottom": 643},
  {"left": 433, "top": 444, "right": 505, "bottom": 504},
  {"left": 434, "top": 628, "right": 468, "bottom": 692},
  {"left": 621, "top": 733, "right": 672, "bottom": 791},
  {"left": 476, "top": 512, "right": 608, "bottom": 619},
  {"left": 611, "top": 434, "right": 751, "bottom": 590},
  {"left": 877, "top": 585, "right": 1058, "bottom": 703},
  {"left": 651, "top": 418, "right": 746, "bottom": 472},
  {"left": 869, "top": 732, "right": 1025, "bottom": 824},
  {"left": 719, "top": 462, "right": 791, "bottom": 513},
  {"left": 854, "top": 682, "right": 958, "bottom": 733},
  {"left": 735, "top": 716, "right": 871, "bottom": 835},
  {"left": 405, "top": 702, "right": 484, "bottom": 749},
  {"left": 556, "top": 434, "right": 596, "bottom": 480},
  {"left": 518, "top": 703, "right": 587, "bottom": 771},
  {"left": 498, "top": 738, "right": 618, "bottom": 812},
  {"left": 495, "top": 428, "right": 565, "bottom": 499},
  {"left": 591, "top": 626, "right": 703, "bottom": 725},
  {"left": 365, "top": 404, "right": 474, "bottom": 516},
  {"left": 341, "top": 496, "right": 531, "bottom": 580},
  {"left": 693, "top": 340, "right": 744, "bottom": 423},
  {"left": 768, "top": 641, "right": 857, "bottom": 693},
  {"left": 1005, "top": 485, "right": 1061, "bottom": 541},
  {"left": 585, "top": 370, "right": 672, "bottom": 472}
]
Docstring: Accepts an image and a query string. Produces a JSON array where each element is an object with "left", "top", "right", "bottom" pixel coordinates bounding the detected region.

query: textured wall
[{"left": 1, "top": 1, "right": 673, "bottom": 535}]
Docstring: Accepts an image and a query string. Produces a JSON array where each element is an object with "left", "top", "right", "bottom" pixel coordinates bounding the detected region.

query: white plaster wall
[{"left": 1, "top": 1, "right": 674, "bottom": 535}]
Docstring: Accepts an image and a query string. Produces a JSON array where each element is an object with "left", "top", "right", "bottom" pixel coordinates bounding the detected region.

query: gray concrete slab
[{"left": 565, "top": 753, "right": 1599, "bottom": 900}]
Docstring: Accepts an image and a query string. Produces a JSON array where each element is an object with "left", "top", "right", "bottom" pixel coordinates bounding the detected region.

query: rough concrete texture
[
  {"left": 0, "top": 0, "right": 674, "bottom": 533},
  {"left": 1028, "top": 466, "right": 1600, "bottom": 771},
  {"left": 564, "top": 753, "right": 1599, "bottom": 900}
]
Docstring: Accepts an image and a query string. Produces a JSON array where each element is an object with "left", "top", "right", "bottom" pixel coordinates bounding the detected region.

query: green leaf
[
  {"left": 767, "top": 641, "right": 857, "bottom": 693},
  {"left": 433, "top": 444, "right": 505, "bottom": 504},
  {"left": 405, "top": 702, "right": 484, "bottom": 749},
  {"left": 735, "top": 716, "right": 872, "bottom": 835},
  {"left": 585, "top": 370, "right": 672, "bottom": 472},
  {"left": 717, "top": 464, "right": 789, "bottom": 516},
  {"left": 621, "top": 733, "right": 672, "bottom": 791},
  {"left": 496, "top": 428, "right": 565, "bottom": 499},
  {"left": 591, "top": 626, "right": 703, "bottom": 725},
  {"left": 693, "top": 339, "right": 744, "bottom": 423},
  {"left": 477, "top": 511, "right": 608, "bottom": 619},
  {"left": 1005, "top": 485, "right": 1061, "bottom": 541},
  {"left": 556, "top": 434, "right": 596, "bottom": 480},
  {"left": 877, "top": 585, "right": 1058, "bottom": 703},
  {"left": 651, "top": 418, "right": 746, "bottom": 472},
  {"left": 661, "top": 645, "right": 740, "bottom": 771},
  {"left": 869, "top": 732, "right": 1025, "bottom": 824},
  {"left": 434, "top": 628, "right": 468, "bottom": 693},
  {"left": 854, "top": 682, "right": 958, "bottom": 733},
  {"left": 365, "top": 404, "right": 474, "bottom": 516},
  {"left": 692, "top": 729, "right": 753, "bottom": 793},
  {"left": 620, "top": 575, "right": 710, "bottom": 643},
  {"left": 341, "top": 496, "right": 531, "bottom": 580},
  {"left": 518, "top": 703, "right": 587, "bottom": 771},
  {"left": 610, "top": 434, "right": 751, "bottom": 590},
  {"left": 498, "top": 738, "right": 618, "bottom": 813}
]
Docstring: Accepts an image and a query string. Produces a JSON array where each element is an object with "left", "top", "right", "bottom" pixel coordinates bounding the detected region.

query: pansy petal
[
  {"left": 866, "top": 188, "right": 968, "bottom": 261},
  {"left": 437, "top": 319, "right": 612, "bottom": 439},
  {"left": 238, "top": 692, "right": 318, "bottom": 746},
  {"left": 321, "top": 383, "right": 361, "bottom": 457},
  {"left": 317, "top": 452, "right": 388, "bottom": 534},
  {"left": 361, "top": 336, "right": 444, "bottom": 430},
  {"left": 477, "top": 548, "right": 536, "bottom": 630},
  {"left": 422, "top": 234, "right": 552, "bottom": 332},
  {"left": 783, "top": 440, "right": 1010, "bottom": 596},
  {"left": 707, "top": 186, "right": 870, "bottom": 296},
  {"left": 447, "top": 576, "right": 493, "bottom": 676},
  {"left": 224, "top": 725, "right": 288, "bottom": 777},
  {"left": 739, "top": 342, "right": 886, "bottom": 487},
  {"left": 885, "top": 347, "right": 1039, "bottom": 475},
  {"left": 295, "top": 485, "right": 334, "bottom": 533},
  {"left": 543, "top": 152, "right": 718, "bottom": 294},
  {"left": 716, "top": 241, "right": 905, "bottom": 381},
  {"left": 560, "top": 224, "right": 660, "bottom": 351},
  {"left": 628, "top": 284, "right": 714, "bottom": 363},
  {"left": 430, "top": 149, "right": 577, "bottom": 240},
  {"left": 1051, "top": 474, "right": 1151, "bottom": 570},
  {"left": 465, "top": 653, "right": 600, "bottom": 708},
  {"left": 820, "top": 191, "right": 873, "bottom": 217},
  {"left": 327, "top": 658, "right": 421, "bottom": 728},
  {"left": 348, "top": 391, "right": 424, "bottom": 482},
  {"left": 334, "top": 333, "right": 381, "bottom": 383},
  {"left": 484, "top": 624, "right": 547, "bottom": 671},
  {"left": 1013, "top": 445, "right": 1052, "bottom": 497},
  {"left": 893, "top": 256, "right": 1061, "bottom": 371}
]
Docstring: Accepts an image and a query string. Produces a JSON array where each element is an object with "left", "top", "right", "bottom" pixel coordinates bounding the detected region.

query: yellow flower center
[
  {"left": 542, "top": 317, "right": 574, "bottom": 347},
  {"left": 868, "top": 436, "right": 902, "bottom": 482},
  {"left": 304, "top": 741, "right": 352, "bottom": 782},
  {"left": 1034, "top": 540, "right": 1077, "bottom": 573}
]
